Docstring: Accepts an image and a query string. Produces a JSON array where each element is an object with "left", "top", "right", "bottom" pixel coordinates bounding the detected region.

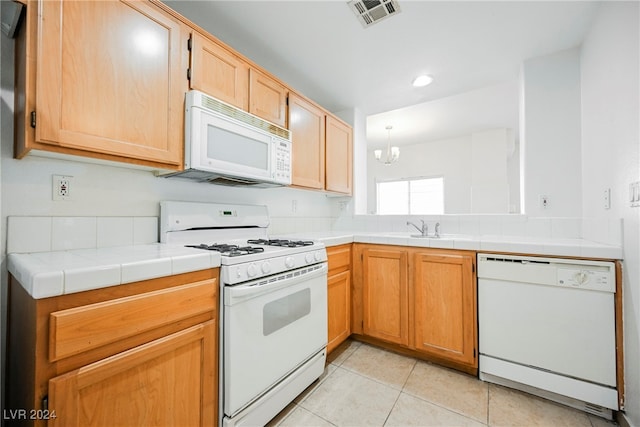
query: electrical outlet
[
  {"left": 604, "top": 188, "right": 611, "bottom": 209},
  {"left": 539, "top": 195, "right": 549, "bottom": 210},
  {"left": 291, "top": 200, "right": 297, "bottom": 213},
  {"left": 53, "top": 175, "right": 73, "bottom": 201}
]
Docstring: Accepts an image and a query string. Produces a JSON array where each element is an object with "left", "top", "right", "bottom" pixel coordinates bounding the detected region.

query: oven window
[
  {"left": 263, "top": 288, "right": 311, "bottom": 336},
  {"left": 207, "top": 124, "right": 269, "bottom": 170}
]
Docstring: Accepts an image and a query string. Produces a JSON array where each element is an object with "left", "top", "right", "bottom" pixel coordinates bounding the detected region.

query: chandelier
[{"left": 374, "top": 125, "right": 400, "bottom": 165}]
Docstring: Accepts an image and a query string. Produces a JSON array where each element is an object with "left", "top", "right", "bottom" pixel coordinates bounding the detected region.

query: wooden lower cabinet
[
  {"left": 326, "top": 245, "right": 352, "bottom": 353},
  {"left": 327, "top": 271, "right": 351, "bottom": 353},
  {"left": 6, "top": 269, "right": 219, "bottom": 427},
  {"left": 353, "top": 244, "right": 477, "bottom": 373},
  {"left": 413, "top": 251, "right": 477, "bottom": 366},
  {"left": 49, "top": 321, "right": 216, "bottom": 427},
  {"left": 361, "top": 247, "right": 409, "bottom": 346}
]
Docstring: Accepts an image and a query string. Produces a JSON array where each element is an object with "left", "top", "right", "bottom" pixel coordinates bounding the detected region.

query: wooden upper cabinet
[
  {"left": 413, "top": 251, "right": 476, "bottom": 365},
  {"left": 325, "top": 115, "right": 353, "bottom": 195},
  {"left": 289, "top": 93, "right": 325, "bottom": 189},
  {"left": 288, "top": 93, "right": 353, "bottom": 194},
  {"left": 30, "top": 0, "right": 186, "bottom": 167},
  {"left": 249, "top": 69, "right": 288, "bottom": 128},
  {"left": 189, "top": 32, "right": 249, "bottom": 110},
  {"left": 362, "top": 248, "right": 409, "bottom": 346}
]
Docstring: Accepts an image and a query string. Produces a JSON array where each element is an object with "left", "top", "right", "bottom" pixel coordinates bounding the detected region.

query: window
[{"left": 377, "top": 177, "right": 444, "bottom": 215}]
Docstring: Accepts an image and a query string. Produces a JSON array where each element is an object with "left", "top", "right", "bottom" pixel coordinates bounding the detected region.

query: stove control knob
[
  {"left": 247, "top": 264, "right": 258, "bottom": 278},
  {"left": 261, "top": 261, "right": 271, "bottom": 274},
  {"left": 305, "top": 253, "right": 314, "bottom": 264},
  {"left": 285, "top": 257, "right": 295, "bottom": 268},
  {"left": 314, "top": 251, "right": 323, "bottom": 262}
]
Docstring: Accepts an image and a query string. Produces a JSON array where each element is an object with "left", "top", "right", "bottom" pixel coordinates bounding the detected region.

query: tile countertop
[
  {"left": 9, "top": 233, "right": 621, "bottom": 300},
  {"left": 277, "top": 232, "right": 623, "bottom": 260},
  {"left": 8, "top": 244, "right": 221, "bottom": 299}
]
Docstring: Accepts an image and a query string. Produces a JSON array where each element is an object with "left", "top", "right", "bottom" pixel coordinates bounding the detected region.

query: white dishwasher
[{"left": 477, "top": 253, "right": 619, "bottom": 418}]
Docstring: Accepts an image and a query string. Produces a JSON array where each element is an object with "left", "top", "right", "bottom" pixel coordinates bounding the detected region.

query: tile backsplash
[
  {"left": 7, "top": 216, "right": 158, "bottom": 254},
  {"left": 7, "top": 213, "right": 622, "bottom": 255}
]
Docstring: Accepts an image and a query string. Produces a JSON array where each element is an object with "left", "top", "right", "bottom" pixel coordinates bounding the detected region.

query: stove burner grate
[
  {"left": 247, "top": 239, "right": 314, "bottom": 248},
  {"left": 185, "top": 243, "right": 265, "bottom": 257}
]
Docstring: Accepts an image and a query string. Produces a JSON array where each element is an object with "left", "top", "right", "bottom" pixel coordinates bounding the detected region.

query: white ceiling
[{"left": 164, "top": 1, "right": 600, "bottom": 148}]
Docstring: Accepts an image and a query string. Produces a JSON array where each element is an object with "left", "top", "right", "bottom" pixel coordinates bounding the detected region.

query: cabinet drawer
[
  {"left": 328, "top": 245, "right": 351, "bottom": 274},
  {"left": 49, "top": 279, "right": 217, "bottom": 361}
]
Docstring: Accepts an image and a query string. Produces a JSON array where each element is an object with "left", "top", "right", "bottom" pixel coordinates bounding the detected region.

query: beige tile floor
[{"left": 267, "top": 340, "right": 618, "bottom": 427}]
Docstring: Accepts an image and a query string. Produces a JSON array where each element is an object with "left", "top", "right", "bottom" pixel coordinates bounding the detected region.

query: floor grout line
[
  {"left": 381, "top": 389, "right": 403, "bottom": 426},
  {"left": 275, "top": 340, "right": 609, "bottom": 427},
  {"left": 486, "top": 382, "right": 491, "bottom": 426}
]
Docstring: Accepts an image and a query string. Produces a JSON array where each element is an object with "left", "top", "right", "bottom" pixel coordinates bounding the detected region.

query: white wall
[
  {"left": 470, "top": 129, "right": 512, "bottom": 213},
  {"left": 367, "top": 135, "right": 472, "bottom": 214},
  {"left": 367, "top": 129, "right": 516, "bottom": 215},
  {"left": 522, "top": 47, "right": 583, "bottom": 217},
  {"left": 580, "top": 2, "right": 640, "bottom": 426},
  {"left": 351, "top": 108, "right": 368, "bottom": 216}
]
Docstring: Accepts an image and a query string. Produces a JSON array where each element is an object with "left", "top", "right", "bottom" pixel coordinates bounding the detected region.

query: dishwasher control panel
[
  {"left": 557, "top": 268, "right": 614, "bottom": 292},
  {"left": 477, "top": 253, "right": 616, "bottom": 294}
]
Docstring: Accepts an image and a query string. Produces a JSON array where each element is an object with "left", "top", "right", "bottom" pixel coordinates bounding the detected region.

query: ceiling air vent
[{"left": 347, "top": 0, "right": 401, "bottom": 28}]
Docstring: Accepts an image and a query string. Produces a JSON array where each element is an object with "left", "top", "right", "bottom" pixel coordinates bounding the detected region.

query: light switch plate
[
  {"left": 631, "top": 182, "right": 640, "bottom": 207},
  {"left": 539, "top": 195, "right": 549, "bottom": 210}
]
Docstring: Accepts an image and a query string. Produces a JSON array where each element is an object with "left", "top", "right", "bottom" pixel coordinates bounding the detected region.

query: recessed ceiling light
[{"left": 412, "top": 74, "right": 433, "bottom": 87}]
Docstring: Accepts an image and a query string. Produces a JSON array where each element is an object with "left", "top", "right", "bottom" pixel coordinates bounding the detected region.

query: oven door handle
[{"left": 225, "top": 263, "right": 328, "bottom": 305}]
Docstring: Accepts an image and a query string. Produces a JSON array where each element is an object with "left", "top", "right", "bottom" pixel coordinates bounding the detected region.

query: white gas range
[{"left": 160, "top": 201, "right": 328, "bottom": 427}]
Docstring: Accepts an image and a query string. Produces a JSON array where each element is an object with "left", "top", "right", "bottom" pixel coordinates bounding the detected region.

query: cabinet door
[
  {"left": 362, "top": 248, "right": 409, "bottom": 346},
  {"left": 189, "top": 32, "right": 249, "bottom": 110},
  {"left": 327, "top": 270, "right": 351, "bottom": 353},
  {"left": 249, "top": 69, "right": 288, "bottom": 127},
  {"left": 325, "top": 116, "right": 353, "bottom": 195},
  {"left": 413, "top": 252, "right": 476, "bottom": 365},
  {"left": 49, "top": 321, "right": 217, "bottom": 427},
  {"left": 289, "top": 93, "right": 325, "bottom": 189},
  {"left": 36, "top": 0, "right": 186, "bottom": 166}
]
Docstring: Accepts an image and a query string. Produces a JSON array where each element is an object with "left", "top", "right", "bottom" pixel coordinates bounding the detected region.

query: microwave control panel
[{"left": 275, "top": 139, "right": 291, "bottom": 183}]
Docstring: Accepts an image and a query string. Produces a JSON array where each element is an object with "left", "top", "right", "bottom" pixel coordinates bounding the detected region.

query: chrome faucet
[
  {"left": 407, "top": 220, "right": 428, "bottom": 237},
  {"left": 407, "top": 220, "right": 441, "bottom": 238}
]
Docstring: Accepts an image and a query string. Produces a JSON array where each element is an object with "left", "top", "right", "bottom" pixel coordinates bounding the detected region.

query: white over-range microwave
[{"left": 161, "top": 90, "right": 292, "bottom": 187}]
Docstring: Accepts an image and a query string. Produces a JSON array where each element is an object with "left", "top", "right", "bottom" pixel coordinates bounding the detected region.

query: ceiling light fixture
[
  {"left": 374, "top": 125, "right": 400, "bottom": 165},
  {"left": 412, "top": 74, "right": 433, "bottom": 87}
]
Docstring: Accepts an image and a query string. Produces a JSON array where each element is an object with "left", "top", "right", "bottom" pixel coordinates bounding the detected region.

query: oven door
[{"left": 223, "top": 262, "right": 328, "bottom": 417}]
